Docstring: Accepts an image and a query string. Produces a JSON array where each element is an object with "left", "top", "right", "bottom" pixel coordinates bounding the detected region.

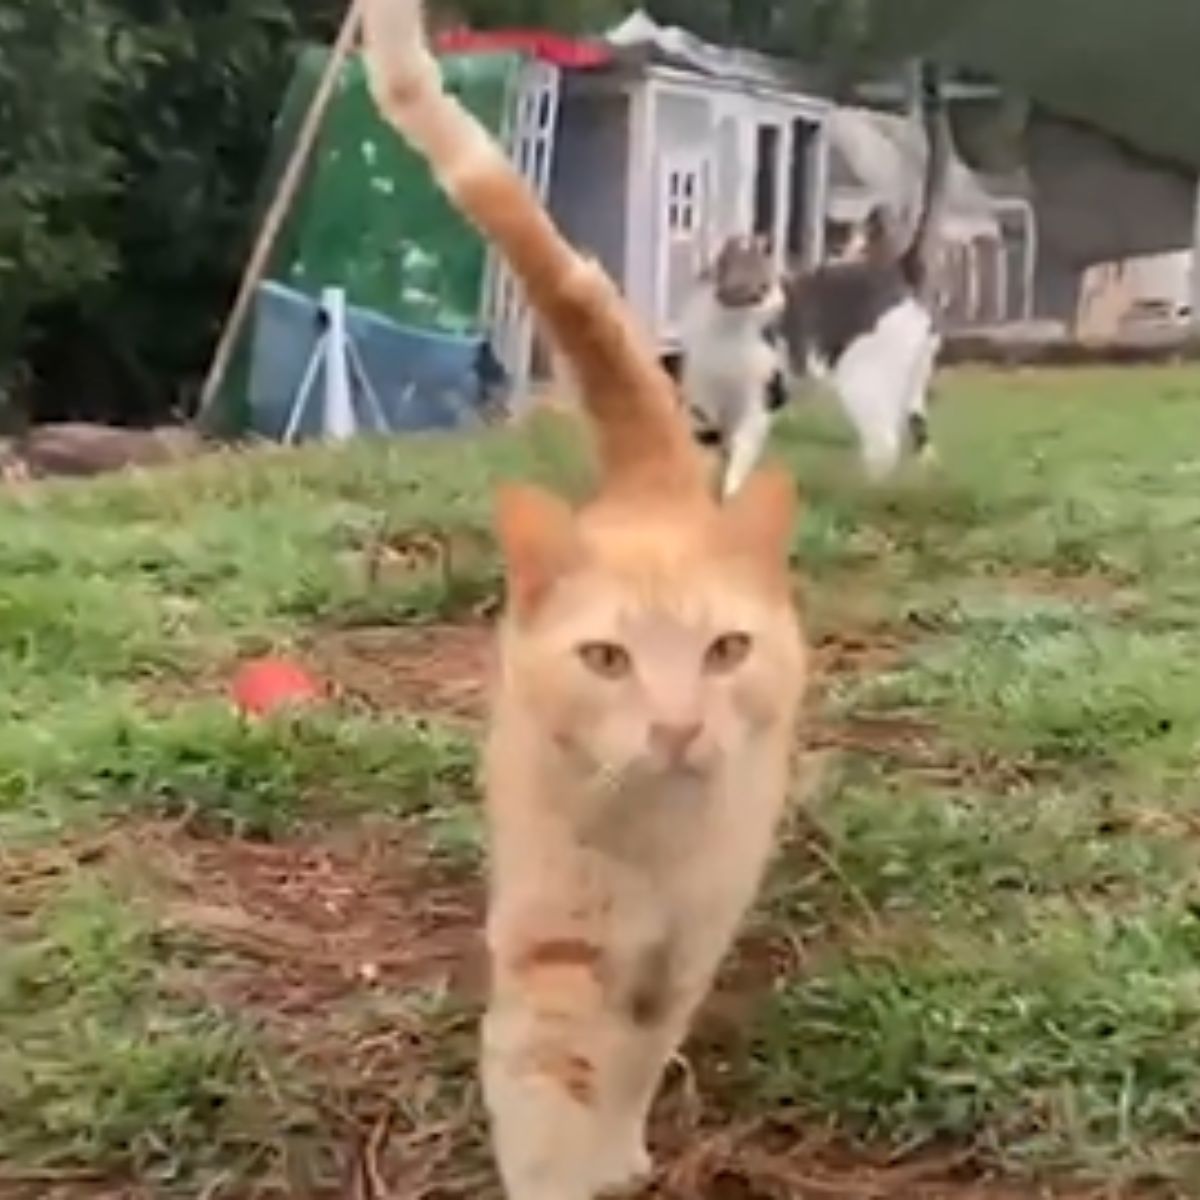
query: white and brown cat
[{"left": 361, "top": 4, "right": 807, "bottom": 1199}]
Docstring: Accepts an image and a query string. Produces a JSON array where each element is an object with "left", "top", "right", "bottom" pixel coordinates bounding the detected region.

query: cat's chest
[
  {"left": 581, "top": 761, "right": 781, "bottom": 867},
  {"left": 685, "top": 323, "right": 779, "bottom": 393}
]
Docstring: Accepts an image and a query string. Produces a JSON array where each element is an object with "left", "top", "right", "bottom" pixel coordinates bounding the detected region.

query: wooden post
[{"left": 194, "top": 0, "right": 363, "bottom": 429}]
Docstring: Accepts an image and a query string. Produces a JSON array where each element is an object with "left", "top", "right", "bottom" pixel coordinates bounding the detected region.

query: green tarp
[
  {"left": 213, "top": 45, "right": 520, "bottom": 433},
  {"left": 275, "top": 47, "right": 519, "bottom": 333}
]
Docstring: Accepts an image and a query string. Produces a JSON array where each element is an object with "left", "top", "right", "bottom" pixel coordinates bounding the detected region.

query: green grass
[
  {"left": 751, "top": 367, "right": 1200, "bottom": 1186},
  {"left": 0, "top": 882, "right": 278, "bottom": 1187},
  {"left": 8, "top": 367, "right": 1200, "bottom": 1194},
  {"left": 0, "top": 700, "right": 476, "bottom": 840}
]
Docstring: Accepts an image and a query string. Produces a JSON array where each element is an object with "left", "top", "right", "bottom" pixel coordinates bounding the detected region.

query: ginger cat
[{"left": 361, "top": 4, "right": 807, "bottom": 1198}]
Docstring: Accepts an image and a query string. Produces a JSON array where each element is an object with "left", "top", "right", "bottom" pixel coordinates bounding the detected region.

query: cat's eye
[
  {"left": 578, "top": 641, "right": 633, "bottom": 680},
  {"left": 705, "top": 632, "right": 753, "bottom": 674}
]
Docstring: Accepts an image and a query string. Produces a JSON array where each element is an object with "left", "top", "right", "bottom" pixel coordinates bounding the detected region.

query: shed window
[{"left": 667, "top": 168, "right": 701, "bottom": 236}]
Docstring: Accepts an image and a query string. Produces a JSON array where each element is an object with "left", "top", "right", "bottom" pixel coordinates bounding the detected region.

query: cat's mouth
[
  {"left": 647, "top": 744, "right": 716, "bottom": 781},
  {"left": 576, "top": 749, "right": 713, "bottom": 792}
]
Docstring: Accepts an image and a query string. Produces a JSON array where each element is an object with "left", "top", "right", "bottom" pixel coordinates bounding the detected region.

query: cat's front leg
[
  {"left": 482, "top": 1001, "right": 605, "bottom": 1200},
  {"left": 595, "top": 1136, "right": 652, "bottom": 1198},
  {"left": 722, "top": 402, "right": 772, "bottom": 498},
  {"left": 483, "top": 961, "right": 666, "bottom": 1200}
]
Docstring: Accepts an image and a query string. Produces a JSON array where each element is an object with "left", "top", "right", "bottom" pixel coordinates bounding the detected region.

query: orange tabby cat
[{"left": 362, "top": 4, "right": 807, "bottom": 1198}]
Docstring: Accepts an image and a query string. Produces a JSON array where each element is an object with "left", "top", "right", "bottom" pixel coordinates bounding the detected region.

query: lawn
[{"left": 4, "top": 367, "right": 1200, "bottom": 1199}]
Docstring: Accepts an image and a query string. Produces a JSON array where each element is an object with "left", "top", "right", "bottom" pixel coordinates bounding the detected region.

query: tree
[
  {"left": 25, "top": 0, "right": 320, "bottom": 423},
  {"left": 0, "top": 1, "right": 121, "bottom": 421},
  {"left": 457, "top": 0, "right": 627, "bottom": 31}
]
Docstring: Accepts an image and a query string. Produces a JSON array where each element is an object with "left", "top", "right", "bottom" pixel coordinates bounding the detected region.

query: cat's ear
[
  {"left": 721, "top": 464, "right": 797, "bottom": 564},
  {"left": 493, "top": 484, "right": 579, "bottom": 618}
]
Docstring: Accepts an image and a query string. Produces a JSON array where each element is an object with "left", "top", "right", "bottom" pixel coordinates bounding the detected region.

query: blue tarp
[{"left": 246, "top": 281, "right": 502, "bottom": 442}]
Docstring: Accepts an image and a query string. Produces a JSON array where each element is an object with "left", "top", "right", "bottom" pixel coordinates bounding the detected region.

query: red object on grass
[
  {"left": 433, "top": 29, "right": 613, "bottom": 69},
  {"left": 232, "top": 658, "right": 323, "bottom": 716}
]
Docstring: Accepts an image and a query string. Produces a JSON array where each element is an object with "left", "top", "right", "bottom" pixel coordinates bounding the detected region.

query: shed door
[{"left": 656, "top": 152, "right": 712, "bottom": 337}]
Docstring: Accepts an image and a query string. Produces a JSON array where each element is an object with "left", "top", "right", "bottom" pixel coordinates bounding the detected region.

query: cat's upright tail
[
  {"left": 899, "top": 60, "right": 951, "bottom": 298},
  {"left": 360, "top": 0, "right": 706, "bottom": 499}
]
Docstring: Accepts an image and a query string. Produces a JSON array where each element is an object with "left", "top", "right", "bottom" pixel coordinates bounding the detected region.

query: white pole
[
  {"left": 320, "top": 288, "right": 357, "bottom": 441},
  {"left": 1019, "top": 199, "right": 1037, "bottom": 323}
]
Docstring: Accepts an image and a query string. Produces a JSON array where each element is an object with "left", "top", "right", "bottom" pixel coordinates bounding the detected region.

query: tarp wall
[{"left": 213, "top": 46, "right": 520, "bottom": 434}]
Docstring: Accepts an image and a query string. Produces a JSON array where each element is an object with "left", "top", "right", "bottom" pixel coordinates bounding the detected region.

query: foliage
[
  {"left": 457, "top": 0, "right": 626, "bottom": 32},
  {"left": 22, "top": 0, "right": 323, "bottom": 424},
  {"left": 5, "top": 0, "right": 629, "bottom": 426},
  {"left": 0, "top": 1, "right": 123, "bottom": 417}
]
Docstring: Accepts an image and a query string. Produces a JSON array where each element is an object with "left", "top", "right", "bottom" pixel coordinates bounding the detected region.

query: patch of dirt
[
  {"left": 813, "top": 711, "right": 937, "bottom": 754},
  {"left": 355, "top": 522, "right": 495, "bottom": 587},
  {"left": 120, "top": 819, "right": 485, "bottom": 1020},
  {"left": 306, "top": 622, "right": 493, "bottom": 723},
  {"left": 806, "top": 711, "right": 1055, "bottom": 793},
  {"left": 646, "top": 1119, "right": 1143, "bottom": 1200},
  {"left": 990, "top": 567, "right": 1143, "bottom": 612},
  {"left": 810, "top": 627, "right": 910, "bottom": 684},
  {"left": 803, "top": 626, "right": 937, "bottom": 771},
  {"left": 802, "top": 627, "right": 1055, "bottom": 793},
  {"left": 0, "top": 836, "right": 110, "bottom": 922},
  {"left": 0, "top": 1179, "right": 152, "bottom": 1200},
  {"left": 140, "top": 622, "right": 495, "bottom": 721}
]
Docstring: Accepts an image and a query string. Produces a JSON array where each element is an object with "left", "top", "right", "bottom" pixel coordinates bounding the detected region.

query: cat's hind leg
[
  {"left": 833, "top": 354, "right": 903, "bottom": 480},
  {"left": 903, "top": 332, "right": 941, "bottom": 465},
  {"left": 834, "top": 300, "right": 930, "bottom": 480},
  {"left": 482, "top": 1015, "right": 605, "bottom": 1199}
]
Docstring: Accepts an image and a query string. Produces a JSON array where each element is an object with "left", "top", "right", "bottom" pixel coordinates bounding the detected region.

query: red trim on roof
[{"left": 433, "top": 29, "right": 612, "bottom": 69}]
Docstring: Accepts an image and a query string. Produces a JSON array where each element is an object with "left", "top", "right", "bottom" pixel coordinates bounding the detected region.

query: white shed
[{"left": 475, "top": 14, "right": 834, "bottom": 389}]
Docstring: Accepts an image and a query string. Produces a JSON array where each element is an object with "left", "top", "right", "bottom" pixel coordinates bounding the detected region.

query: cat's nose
[{"left": 650, "top": 720, "right": 702, "bottom": 761}]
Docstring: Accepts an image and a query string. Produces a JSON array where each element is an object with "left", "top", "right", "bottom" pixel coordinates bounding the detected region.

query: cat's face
[
  {"left": 710, "top": 235, "right": 777, "bottom": 311},
  {"left": 495, "top": 474, "right": 803, "bottom": 785}
]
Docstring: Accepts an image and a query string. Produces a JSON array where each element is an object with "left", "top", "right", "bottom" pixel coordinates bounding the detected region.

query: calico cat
[
  {"left": 676, "top": 234, "right": 789, "bottom": 498},
  {"left": 361, "top": 4, "right": 806, "bottom": 1199},
  {"left": 780, "top": 63, "right": 949, "bottom": 478}
]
